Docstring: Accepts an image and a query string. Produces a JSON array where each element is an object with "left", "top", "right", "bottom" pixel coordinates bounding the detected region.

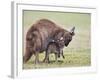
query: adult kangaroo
[{"left": 23, "top": 19, "right": 75, "bottom": 64}]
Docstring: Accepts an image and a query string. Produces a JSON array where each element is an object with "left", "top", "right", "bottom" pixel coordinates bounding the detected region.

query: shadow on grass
[{"left": 49, "top": 60, "right": 64, "bottom": 64}]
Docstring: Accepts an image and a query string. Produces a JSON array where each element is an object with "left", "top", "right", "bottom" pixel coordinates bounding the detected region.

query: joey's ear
[{"left": 70, "top": 26, "right": 75, "bottom": 36}]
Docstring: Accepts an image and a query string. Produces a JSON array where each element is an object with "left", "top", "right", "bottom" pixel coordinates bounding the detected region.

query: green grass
[
  {"left": 23, "top": 10, "right": 91, "bottom": 69},
  {"left": 23, "top": 50, "right": 91, "bottom": 69}
]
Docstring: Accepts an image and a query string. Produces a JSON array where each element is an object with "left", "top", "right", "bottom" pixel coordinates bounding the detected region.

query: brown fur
[{"left": 23, "top": 19, "right": 75, "bottom": 64}]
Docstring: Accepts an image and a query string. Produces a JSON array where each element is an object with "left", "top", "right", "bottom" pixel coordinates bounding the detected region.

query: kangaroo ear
[{"left": 70, "top": 26, "right": 75, "bottom": 36}]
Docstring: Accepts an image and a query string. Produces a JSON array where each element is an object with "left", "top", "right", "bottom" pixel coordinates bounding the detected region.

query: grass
[
  {"left": 23, "top": 10, "right": 91, "bottom": 69},
  {"left": 23, "top": 50, "right": 91, "bottom": 69}
]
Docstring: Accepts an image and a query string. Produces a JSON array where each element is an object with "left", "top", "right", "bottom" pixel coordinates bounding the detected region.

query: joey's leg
[{"left": 61, "top": 50, "right": 65, "bottom": 59}]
